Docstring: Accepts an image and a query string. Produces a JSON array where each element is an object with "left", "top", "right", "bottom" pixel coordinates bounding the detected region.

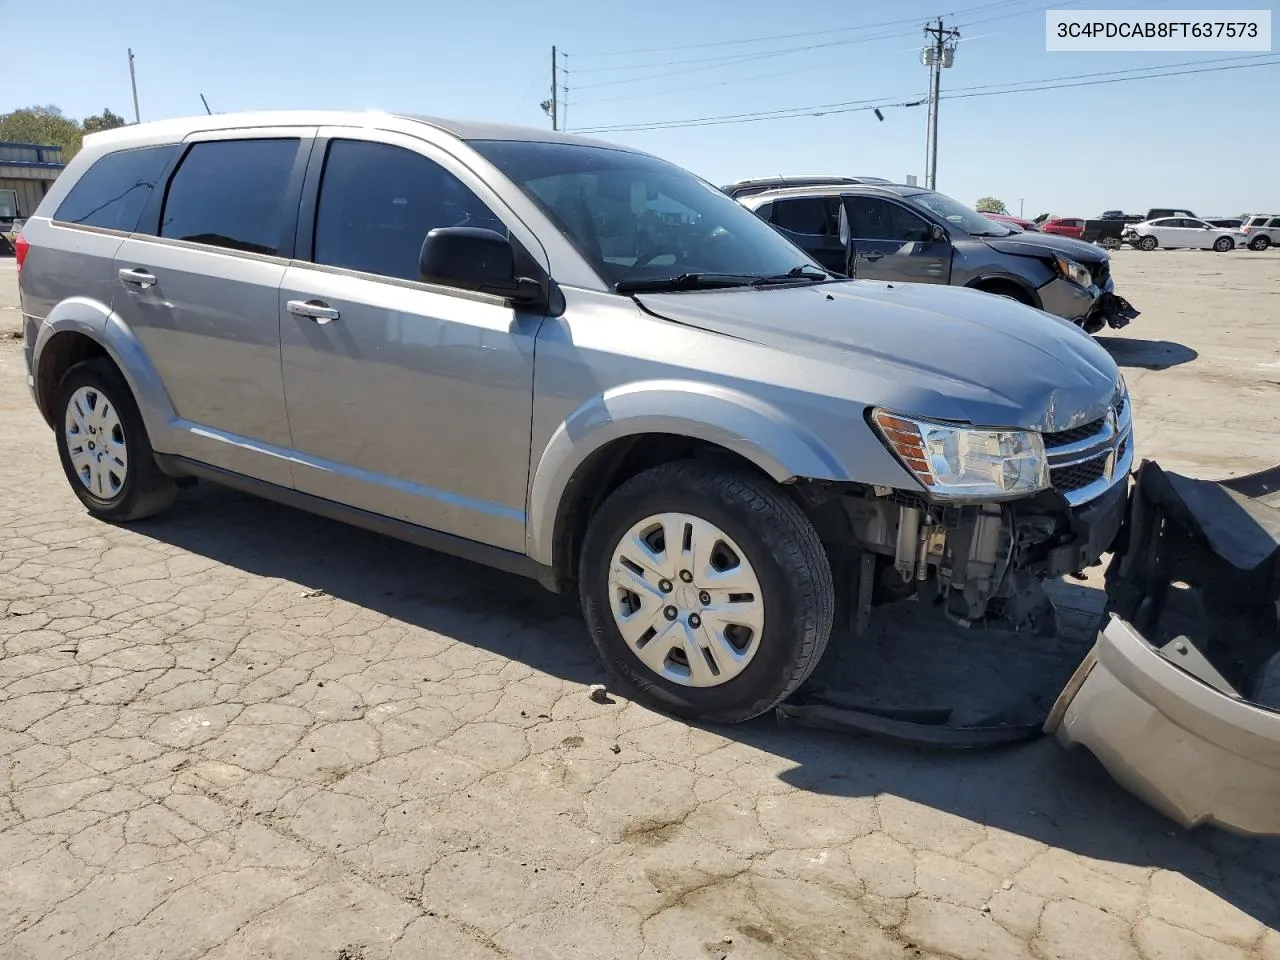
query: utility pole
[
  {"left": 921, "top": 20, "right": 959, "bottom": 190},
  {"left": 551, "top": 45, "right": 558, "bottom": 131},
  {"left": 1018, "top": 198, "right": 1025, "bottom": 218},
  {"left": 128, "top": 48, "right": 141, "bottom": 124},
  {"left": 541, "top": 47, "right": 568, "bottom": 131}
]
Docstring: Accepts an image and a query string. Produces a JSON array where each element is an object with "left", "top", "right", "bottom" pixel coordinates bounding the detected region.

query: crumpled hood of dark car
[
  {"left": 636, "top": 279, "right": 1120, "bottom": 433},
  {"left": 983, "top": 232, "right": 1108, "bottom": 263}
]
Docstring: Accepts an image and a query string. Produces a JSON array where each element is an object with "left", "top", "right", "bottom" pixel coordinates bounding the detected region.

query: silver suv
[
  {"left": 17, "top": 111, "right": 1132, "bottom": 723},
  {"left": 1242, "top": 214, "right": 1280, "bottom": 251}
]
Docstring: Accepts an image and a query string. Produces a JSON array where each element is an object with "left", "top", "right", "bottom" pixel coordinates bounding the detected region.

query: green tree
[
  {"left": 974, "top": 196, "right": 1007, "bottom": 214},
  {"left": 82, "top": 108, "right": 127, "bottom": 134},
  {"left": 0, "top": 105, "right": 83, "bottom": 157}
]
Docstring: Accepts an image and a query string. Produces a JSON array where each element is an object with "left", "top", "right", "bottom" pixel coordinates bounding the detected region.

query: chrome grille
[{"left": 1043, "top": 391, "right": 1132, "bottom": 506}]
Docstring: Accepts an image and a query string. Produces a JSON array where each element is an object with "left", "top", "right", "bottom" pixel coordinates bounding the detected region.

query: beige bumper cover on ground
[{"left": 1048, "top": 615, "right": 1280, "bottom": 835}]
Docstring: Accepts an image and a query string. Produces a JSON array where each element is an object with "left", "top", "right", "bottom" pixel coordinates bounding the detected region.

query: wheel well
[
  {"left": 36, "top": 332, "right": 111, "bottom": 425},
  {"left": 550, "top": 434, "right": 782, "bottom": 590},
  {"left": 971, "top": 278, "right": 1035, "bottom": 306}
]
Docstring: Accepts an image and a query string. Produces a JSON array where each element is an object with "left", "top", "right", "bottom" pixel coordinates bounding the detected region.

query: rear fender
[
  {"left": 35, "top": 298, "right": 176, "bottom": 442},
  {"left": 526, "top": 379, "right": 853, "bottom": 566}
]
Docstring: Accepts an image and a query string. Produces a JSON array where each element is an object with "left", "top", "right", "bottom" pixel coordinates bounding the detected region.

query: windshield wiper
[
  {"left": 753, "top": 265, "right": 831, "bottom": 285},
  {"left": 614, "top": 273, "right": 763, "bottom": 293}
]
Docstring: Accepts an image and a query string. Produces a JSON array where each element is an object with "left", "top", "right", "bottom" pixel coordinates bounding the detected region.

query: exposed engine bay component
[{"left": 830, "top": 480, "right": 1125, "bottom": 632}]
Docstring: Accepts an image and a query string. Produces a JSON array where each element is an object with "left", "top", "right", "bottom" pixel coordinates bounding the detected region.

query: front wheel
[
  {"left": 1213, "top": 236, "right": 1234, "bottom": 252},
  {"left": 1250, "top": 236, "right": 1271, "bottom": 251},
  {"left": 55, "top": 358, "right": 178, "bottom": 522},
  {"left": 1137, "top": 235, "right": 1158, "bottom": 251},
  {"left": 579, "top": 461, "right": 834, "bottom": 724}
]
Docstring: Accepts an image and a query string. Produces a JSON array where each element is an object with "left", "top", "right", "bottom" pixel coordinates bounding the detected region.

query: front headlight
[
  {"left": 872, "top": 409, "right": 1049, "bottom": 499},
  {"left": 1054, "top": 255, "right": 1093, "bottom": 288}
]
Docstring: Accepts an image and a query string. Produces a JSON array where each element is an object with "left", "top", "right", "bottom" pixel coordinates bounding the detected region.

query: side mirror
[
  {"left": 930, "top": 224, "right": 946, "bottom": 243},
  {"left": 419, "top": 227, "right": 541, "bottom": 304}
]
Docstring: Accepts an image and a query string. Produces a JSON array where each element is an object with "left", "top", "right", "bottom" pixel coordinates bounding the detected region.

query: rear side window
[
  {"left": 770, "top": 197, "right": 841, "bottom": 236},
  {"left": 160, "top": 138, "right": 300, "bottom": 255},
  {"left": 54, "top": 145, "right": 177, "bottom": 232},
  {"left": 1269, "top": 218, "right": 1280, "bottom": 228},
  {"left": 312, "top": 139, "right": 507, "bottom": 282}
]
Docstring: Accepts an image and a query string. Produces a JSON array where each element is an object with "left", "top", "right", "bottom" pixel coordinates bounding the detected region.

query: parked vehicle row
[
  {"left": 735, "top": 180, "right": 1138, "bottom": 333},
  {"left": 1122, "top": 216, "right": 1248, "bottom": 251},
  {"left": 18, "top": 111, "right": 1134, "bottom": 724}
]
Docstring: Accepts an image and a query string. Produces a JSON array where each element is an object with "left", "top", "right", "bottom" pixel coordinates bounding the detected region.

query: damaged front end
[
  {"left": 1046, "top": 462, "right": 1280, "bottom": 836},
  {"left": 809, "top": 388, "right": 1133, "bottom": 634}
]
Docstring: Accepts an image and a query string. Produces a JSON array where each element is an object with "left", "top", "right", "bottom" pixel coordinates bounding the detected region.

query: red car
[
  {"left": 1042, "top": 217, "right": 1085, "bottom": 240},
  {"left": 982, "top": 212, "right": 1038, "bottom": 232}
]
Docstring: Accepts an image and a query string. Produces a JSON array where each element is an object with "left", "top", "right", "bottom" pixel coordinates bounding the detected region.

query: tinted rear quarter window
[
  {"left": 54, "top": 145, "right": 178, "bottom": 232},
  {"left": 160, "top": 138, "right": 300, "bottom": 255}
]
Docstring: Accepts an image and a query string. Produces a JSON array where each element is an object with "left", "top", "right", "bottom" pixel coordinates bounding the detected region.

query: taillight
[{"left": 14, "top": 233, "right": 28, "bottom": 273}]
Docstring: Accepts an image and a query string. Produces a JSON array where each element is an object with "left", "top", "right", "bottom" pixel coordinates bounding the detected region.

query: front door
[
  {"left": 844, "top": 196, "right": 951, "bottom": 283},
  {"left": 112, "top": 131, "right": 312, "bottom": 486},
  {"left": 278, "top": 131, "right": 543, "bottom": 552}
]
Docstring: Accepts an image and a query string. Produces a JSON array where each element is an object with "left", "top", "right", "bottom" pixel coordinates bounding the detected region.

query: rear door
[
  {"left": 843, "top": 195, "right": 950, "bottom": 283},
  {"left": 764, "top": 196, "right": 847, "bottom": 273},
  {"left": 1146, "top": 218, "right": 1180, "bottom": 245},
  {"left": 277, "top": 128, "right": 543, "bottom": 552},
  {"left": 1180, "top": 218, "right": 1216, "bottom": 248},
  {"left": 111, "top": 128, "right": 313, "bottom": 486}
]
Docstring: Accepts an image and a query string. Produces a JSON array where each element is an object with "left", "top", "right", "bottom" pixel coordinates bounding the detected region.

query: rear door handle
[
  {"left": 287, "top": 299, "right": 340, "bottom": 324},
  {"left": 862, "top": 251, "right": 884, "bottom": 262},
  {"left": 118, "top": 268, "right": 157, "bottom": 288}
]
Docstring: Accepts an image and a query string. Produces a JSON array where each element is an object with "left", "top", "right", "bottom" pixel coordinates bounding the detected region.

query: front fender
[
  {"left": 526, "top": 379, "right": 853, "bottom": 566},
  {"left": 35, "top": 299, "right": 176, "bottom": 440}
]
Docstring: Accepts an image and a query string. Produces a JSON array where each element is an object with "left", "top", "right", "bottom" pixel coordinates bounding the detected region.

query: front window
[
  {"left": 901, "top": 190, "right": 1012, "bottom": 237},
  {"left": 469, "top": 139, "right": 822, "bottom": 289}
]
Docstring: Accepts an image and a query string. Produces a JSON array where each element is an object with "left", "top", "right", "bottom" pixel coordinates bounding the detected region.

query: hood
[
  {"left": 636, "top": 280, "right": 1119, "bottom": 433},
  {"left": 981, "top": 231, "right": 1107, "bottom": 263}
]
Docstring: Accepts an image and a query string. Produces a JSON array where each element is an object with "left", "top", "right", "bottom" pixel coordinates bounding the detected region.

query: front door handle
[
  {"left": 287, "top": 299, "right": 340, "bottom": 324},
  {"left": 862, "top": 251, "right": 884, "bottom": 262},
  {"left": 118, "top": 268, "right": 157, "bottom": 288}
]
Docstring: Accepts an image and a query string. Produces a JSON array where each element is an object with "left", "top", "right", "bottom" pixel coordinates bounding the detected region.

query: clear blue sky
[{"left": 5, "top": 0, "right": 1277, "bottom": 217}]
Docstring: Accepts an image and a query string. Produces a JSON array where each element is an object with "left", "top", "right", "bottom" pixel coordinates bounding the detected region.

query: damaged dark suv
[{"left": 739, "top": 182, "right": 1139, "bottom": 334}]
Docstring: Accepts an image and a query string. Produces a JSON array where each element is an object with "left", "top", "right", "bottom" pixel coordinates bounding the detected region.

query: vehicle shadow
[
  {"left": 135, "top": 484, "right": 1278, "bottom": 934},
  {"left": 1097, "top": 336, "right": 1199, "bottom": 370}
]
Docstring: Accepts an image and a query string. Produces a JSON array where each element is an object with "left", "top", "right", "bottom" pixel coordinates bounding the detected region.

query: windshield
[
  {"left": 469, "top": 140, "right": 824, "bottom": 289},
  {"left": 903, "top": 190, "right": 1013, "bottom": 237}
]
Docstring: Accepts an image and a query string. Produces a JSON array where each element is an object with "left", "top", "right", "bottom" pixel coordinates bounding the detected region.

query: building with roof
[{"left": 1, "top": 141, "right": 66, "bottom": 220}]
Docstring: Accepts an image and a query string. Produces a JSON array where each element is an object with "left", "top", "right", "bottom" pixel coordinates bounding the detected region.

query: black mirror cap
[
  {"left": 419, "top": 227, "right": 540, "bottom": 303},
  {"left": 930, "top": 224, "right": 946, "bottom": 243}
]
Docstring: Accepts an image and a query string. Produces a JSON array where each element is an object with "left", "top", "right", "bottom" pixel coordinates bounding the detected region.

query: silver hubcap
[
  {"left": 64, "top": 386, "right": 128, "bottom": 499},
  {"left": 607, "top": 512, "right": 764, "bottom": 688}
]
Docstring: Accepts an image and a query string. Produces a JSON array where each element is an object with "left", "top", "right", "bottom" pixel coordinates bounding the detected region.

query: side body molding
[{"left": 525, "top": 378, "right": 854, "bottom": 567}]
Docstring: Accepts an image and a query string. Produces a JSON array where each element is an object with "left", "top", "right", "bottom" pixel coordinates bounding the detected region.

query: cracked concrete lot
[{"left": 2, "top": 251, "right": 1279, "bottom": 960}]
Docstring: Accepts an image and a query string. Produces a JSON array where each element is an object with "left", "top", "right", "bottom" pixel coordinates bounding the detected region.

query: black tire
[
  {"left": 54, "top": 358, "right": 178, "bottom": 522},
  {"left": 1250, "top": 236, "right": 1271, "bottom": 251},
  {"left": 579, "top": 461, "right": 834, "bottom": 724},
  {"left": 1137, "top": 235, "right": 1158, "bottom": 252},
  {"left": 1213, "top": 236, "right": 1234, "bottom": 253},
  {"left": 977, "top": 282, "right": 1033, "bottom": 306}
]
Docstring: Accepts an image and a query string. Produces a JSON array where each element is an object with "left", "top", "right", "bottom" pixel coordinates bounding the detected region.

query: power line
[
  {"left": 570, "top": 26, "right": 923, "bottom": 90},
  {"left": 571, "top": 56, "right": 1280, "bottom": 134},
  {"left": 570, "top": 0, "right": 1037, "bottom": 59}
]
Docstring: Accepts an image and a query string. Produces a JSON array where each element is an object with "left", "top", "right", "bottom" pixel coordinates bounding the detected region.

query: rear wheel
[
  {"left": 1250, "top": 236, "right": 1271, "bottom": 251},
  {"left": 55, "top": 358, "right": 177, "bottom": 522},
  {"left": 579, "top": 461, "right": 834, "bottom": 724},
  {"left": 1137, "top": 235, "right": 1158, "bottom": 252},
  {"left": 1213, "top": 236, "right": 1234, "bottom": 253}
]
